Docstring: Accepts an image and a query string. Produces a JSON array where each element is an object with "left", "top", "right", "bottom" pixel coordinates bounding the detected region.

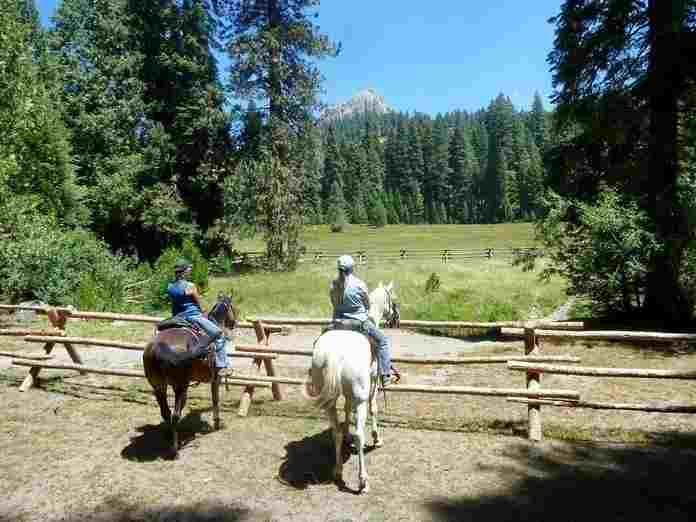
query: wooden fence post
[
  {"left": 20, "top": 307, "right": 85, "bottom": 391},
  {"left": 400, "top": 249, "right": 407, "bottom": 260},
  {"left": 238, "top": 319, "right": 285, "bottom": 415},
  {"left": 524, "top": 325, "right": 542, "bottom": 441},
  {"left": 19, "top": 342, "right": 55, "bottom": 392},
  {"left": 255, "top": 320, "right": 284, "bottom": 401}
]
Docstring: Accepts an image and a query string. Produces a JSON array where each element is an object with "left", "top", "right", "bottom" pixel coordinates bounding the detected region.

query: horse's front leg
[
  {"left": 369, "top": 376, "right": 382, "bottom": 447},
  {"left": 355, "top": 401, "right": 369, "bottom": 494},
  {"left": 171, "top": 384, "right": 189, "bottom": 458},
  {"left": 211, "top": 368, "right": 221, "bottom": 430},
  {"left": 327, "top": 405, "right": 343, "bottom": 484}
]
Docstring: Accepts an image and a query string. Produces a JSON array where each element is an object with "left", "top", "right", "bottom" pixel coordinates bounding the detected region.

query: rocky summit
[{"left": 321, "top": 87, "right": 392, "bottom": 121}]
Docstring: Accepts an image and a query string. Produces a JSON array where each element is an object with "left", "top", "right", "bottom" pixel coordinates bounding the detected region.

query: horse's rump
[
  {"left": 305, "top": 330, "right": 374, "bottom": 409},
  {"left": 144, "top": 328, "right": 211, "bottom": 383}
]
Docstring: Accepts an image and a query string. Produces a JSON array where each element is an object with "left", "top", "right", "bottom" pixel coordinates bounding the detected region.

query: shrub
[
  {"left": 424, "top": 272, "right": 441, "bottom": 294},
  {"left": 524, "top": 189, "right": 660, "bottom": 316},
  {"left": 0, "top": 222, "right": 139, "bottom": 310}
]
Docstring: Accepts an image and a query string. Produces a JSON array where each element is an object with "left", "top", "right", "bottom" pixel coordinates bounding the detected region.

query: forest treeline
[
  {"left": 309, "top": 95, "right": 550, "bottom": 228},
  {"left": 2, "top": 0, "right": 696, "bottom": 325}
]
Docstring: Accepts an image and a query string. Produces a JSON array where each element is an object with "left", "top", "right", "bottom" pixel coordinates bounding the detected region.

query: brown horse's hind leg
[
  {"left": 170, "top": 384, "right": 189, "bottom": 457},
  {"left": 211, "top": 369, "right": 222, "bottom": 430},
  {"left": 153, "top": 386, "right": 171, "bottom": 424}
]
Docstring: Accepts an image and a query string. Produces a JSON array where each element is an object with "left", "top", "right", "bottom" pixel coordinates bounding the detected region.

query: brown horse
[{"left": 143, "top": 293, "right": 238, "bottom": 457}]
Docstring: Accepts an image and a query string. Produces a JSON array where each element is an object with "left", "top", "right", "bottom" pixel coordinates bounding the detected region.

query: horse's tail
[
  {"left": 302, "top": 339, "right": 342, "bottom": 410},
  {"left": 151, "top": 341, "right": 208, "bottom": 369}
]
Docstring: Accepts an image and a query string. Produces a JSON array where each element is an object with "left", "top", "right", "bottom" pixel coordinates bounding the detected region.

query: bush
[
  {"left": 530, "top": 190, "right": 659, "bottom": 316},
  {"left": 424, "top": 272, "right": 441, "bottom": 294},
  {"left": 144, "top": 239, "right": 209, "bottom": 312},
  {"left": 0, "top": 222, "right": 139, "bottom": 311},
  {"left": 330, "top": 221, "right": 346, "bottom": 233}
]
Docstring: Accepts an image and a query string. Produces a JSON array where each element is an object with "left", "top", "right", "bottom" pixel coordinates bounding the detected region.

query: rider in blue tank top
[{"left": 167, "top": 259, "right": 229, "bottom": 369}]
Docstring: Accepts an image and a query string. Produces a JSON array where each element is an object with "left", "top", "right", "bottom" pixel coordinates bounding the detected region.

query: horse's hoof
[
  {"left": 214, "top": 420, "right": 223, "bottom": 431},
  {"left": 165, "top": 449, "right": 179, "bottom": 460},
  {"left": 372, "top": 439, "right": 383, "bottom": 448},
  {"left": 359, "top": 481, "right": 370, "bottom": 494}
]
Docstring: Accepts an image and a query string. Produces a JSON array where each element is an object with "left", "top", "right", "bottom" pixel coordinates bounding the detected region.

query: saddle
[
  {"left": 156, "top": 316, "right": 197, "bottom": 332},
  {"left": 326, "top": 318, "right": 369, "bottom": 334},
  {"left": 323, "top": 318, "right": 401, "bottom": 384}
]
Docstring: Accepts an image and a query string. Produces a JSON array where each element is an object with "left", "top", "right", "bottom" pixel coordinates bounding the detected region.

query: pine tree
[
  {"left": 529, "top": 91, "right": 548, "bottom": 153},
  {"left": 384, "top": 192, "right": 399, "bottom": 224},
  {"left": 0, "top": 0, "right": 86, "bottom": 227},
  {"left": 130, "top": 0, "right": 230, "bottom": 231},
  {"left": 220, "top": 0, "right": 337, "bottom": 268},
  {"left": 448, "top": 125, "right": 475, "bottom": 223},
  {"left": 484, "top": 94, "right": 515, "bottom": 222},
  {"left": 326, "top": 180, "right": 347, "bottom": 232},
  {"left": 300, "top": 124, "right": 324, "bottom": 224},
  {"left": 350, "top": 182, "right": 368, "bottom": 224},
  {"left": 427, "top": 116, "right": 451, "bottom": 223},
  {"left": 470, "top": 120, "right": 488, "bottom": 223},
  {"left": 322, "top": 127, "right": 346, "bottom": 213},
  {"left": 548, "top": 0, "right": 696, "bottom": 321},
  {"left": 239, "top": 100, "right": 263, "bottom": 159}
]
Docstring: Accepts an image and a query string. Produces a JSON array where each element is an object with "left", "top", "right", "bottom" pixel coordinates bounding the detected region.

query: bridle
[{"left": 209, "top": 295, "right": 235, "bottom": 330}]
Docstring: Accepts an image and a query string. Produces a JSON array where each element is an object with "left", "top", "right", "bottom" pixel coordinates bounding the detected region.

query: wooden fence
[
  {"left": 3, "top": 305, "right": 696, "bottom": 442},
  {"left": 0, "top": 304, "right": 286, "bottom": 400},
  {"left": 214, "top": 246, "right": 539, "bottom": 270}
]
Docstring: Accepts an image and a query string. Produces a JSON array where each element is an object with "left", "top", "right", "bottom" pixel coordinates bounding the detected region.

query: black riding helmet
[{"left": 174, "top": 258, "right": 192, "bottom": 275}]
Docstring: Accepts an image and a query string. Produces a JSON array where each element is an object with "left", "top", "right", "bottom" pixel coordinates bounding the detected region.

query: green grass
[
  {"left": 208, "top": 257, "right": 566, "bottom": 322},
  {"left": 206, "top": 223, "right": 562, "bottom": 322},
  {"left": 233, "top": 222, "right": 536, "bottom": 253}
]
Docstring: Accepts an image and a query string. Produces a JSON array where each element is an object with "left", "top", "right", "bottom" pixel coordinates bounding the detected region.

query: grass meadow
[
  {"left": 232, "top": 222, "right": 537, "bottom": 253},
  {"left": 209, "top": 223, "right": 566, "bottom": 322}
]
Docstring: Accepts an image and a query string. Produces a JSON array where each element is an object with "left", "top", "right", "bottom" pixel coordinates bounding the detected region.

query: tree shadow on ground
[
  {"left": 278, "top": 427, "right": 357, "bottom": 490},
  {"left": 425, "top": 431, "right": 696, "bottom": 522},
  {"left": 121, "top": 409, "right": 214, "bottom": 461},
  {"left": 1, "top": 497, "right": 268, "bottom": 522}
]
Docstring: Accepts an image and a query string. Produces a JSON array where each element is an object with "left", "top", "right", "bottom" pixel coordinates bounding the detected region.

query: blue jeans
[
  {"left": 363, "top": 320, "right": 391, "bottom": 377},
  {"left": 181, "top": 313, "right": 230, "bottom": 369}
]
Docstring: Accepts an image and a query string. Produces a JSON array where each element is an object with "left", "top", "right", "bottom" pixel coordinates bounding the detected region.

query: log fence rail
[
  {"left": 212, "top": 246, "right": 540, "bottom": 270},
  {"left": 3, "top": 304, "right": 696, "bottom": 442}
]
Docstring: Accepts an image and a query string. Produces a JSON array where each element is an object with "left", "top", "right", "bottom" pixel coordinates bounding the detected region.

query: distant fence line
[{"left": 216, "top": 246, "right": 540, "bottom": 269}]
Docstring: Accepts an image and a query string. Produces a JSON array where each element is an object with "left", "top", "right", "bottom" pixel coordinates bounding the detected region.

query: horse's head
[
  {"left": 369, "top": 281, "right": 400, "bottom": 328},
  {"left": 209, "top": 292, "right": 239, "bottom": 331}
]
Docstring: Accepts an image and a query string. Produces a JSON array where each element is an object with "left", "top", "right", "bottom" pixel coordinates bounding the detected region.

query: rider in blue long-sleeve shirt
[{"left": 330, "top": 255, "right": 393, "bottom": 388}]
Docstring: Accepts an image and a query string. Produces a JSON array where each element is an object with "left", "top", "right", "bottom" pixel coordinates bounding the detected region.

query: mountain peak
[{"left": 322, "top": 88, "right": 392, "bottom": 121}]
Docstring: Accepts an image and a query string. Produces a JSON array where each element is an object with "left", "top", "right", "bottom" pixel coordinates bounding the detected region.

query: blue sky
[{"left": 37, "top": 0, "right": 561, "bottom": 114}]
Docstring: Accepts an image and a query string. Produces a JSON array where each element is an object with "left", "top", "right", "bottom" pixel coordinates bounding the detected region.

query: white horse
[{"left": 304, "top": 281, "right": 396, "bottom": 494}]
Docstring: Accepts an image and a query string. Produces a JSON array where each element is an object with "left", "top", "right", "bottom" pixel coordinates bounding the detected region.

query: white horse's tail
[{"left": 302, "top": 340, "right": 342, "bottom": 410}]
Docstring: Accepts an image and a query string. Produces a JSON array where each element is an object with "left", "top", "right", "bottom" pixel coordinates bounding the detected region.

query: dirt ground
[{"left": 2, "top": 315, "right": 696, "bottom": 521}]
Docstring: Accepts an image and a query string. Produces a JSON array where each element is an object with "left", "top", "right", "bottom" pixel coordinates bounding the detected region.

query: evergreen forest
[{"left": 2, "top": 0, "right": 696, "bottom": 326}]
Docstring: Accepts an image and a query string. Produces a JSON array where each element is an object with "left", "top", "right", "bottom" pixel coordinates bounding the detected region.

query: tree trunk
[{"left": 644, "top": 0, "right": 692, "bottom": 324}]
